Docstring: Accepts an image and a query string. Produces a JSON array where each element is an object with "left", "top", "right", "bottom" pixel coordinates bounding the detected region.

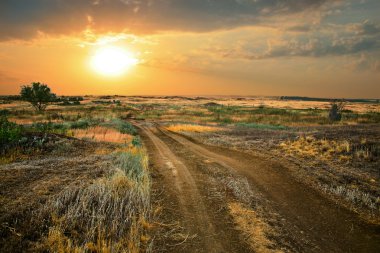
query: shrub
[
  {"left": 328, "top": 101, "right": 345, "bottom": 122},
  {"left": 20, "top": 82, "right": 56, "bottom": 112},
  {"left": 0, "top": 116, "right": 22, "bottom": 152},
  {"left": 132, "top": 136, "right": 142, "bottom": 147}
]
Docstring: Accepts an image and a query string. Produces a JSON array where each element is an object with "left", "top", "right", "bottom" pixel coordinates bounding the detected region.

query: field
[{"left": 1, "top": 95, "right": 379, "bottom": 252}]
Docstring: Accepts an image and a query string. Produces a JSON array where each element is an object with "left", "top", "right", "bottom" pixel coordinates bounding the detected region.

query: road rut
[{"left": 138, "top": 125, "right": 249, "bottom": 253}]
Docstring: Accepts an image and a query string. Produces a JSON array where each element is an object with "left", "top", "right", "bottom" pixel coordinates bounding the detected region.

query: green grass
[
  {"left": 29, "top": 118, "right": 98, "bottom": 134},
  {"left": 100, "top": 119, "right": 137, "bottom": 135}
]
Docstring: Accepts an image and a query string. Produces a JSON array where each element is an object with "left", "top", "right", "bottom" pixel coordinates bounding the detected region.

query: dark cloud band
[{"left": 0, "top": 0, "right": 332, "bottom": 40}]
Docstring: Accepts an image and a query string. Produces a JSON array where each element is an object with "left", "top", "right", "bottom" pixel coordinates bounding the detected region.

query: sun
[{"left": 90, "top": 46, "right": 138, "bottom": 76}]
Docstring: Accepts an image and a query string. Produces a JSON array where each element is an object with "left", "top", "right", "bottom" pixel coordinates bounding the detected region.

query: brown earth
[{"left": 137, "top": 122, "right": 380, "bottom": 253}]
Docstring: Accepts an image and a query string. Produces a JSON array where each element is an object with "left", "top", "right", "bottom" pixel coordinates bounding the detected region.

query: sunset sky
[{"left": 0, "top": 0, "right": 379, "bottom": 98}]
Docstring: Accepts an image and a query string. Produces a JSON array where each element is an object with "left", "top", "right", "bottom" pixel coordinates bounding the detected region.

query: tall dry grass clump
[{"left": 40, "top": 148, "right": 152, "bottom": 252}]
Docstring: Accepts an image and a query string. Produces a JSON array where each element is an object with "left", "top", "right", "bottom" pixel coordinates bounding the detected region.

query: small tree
[
  {"left": 20, "top": 82, "right": 56, "bottom": 112},
  {"left": 328, "top": 100, "right": 345, "bottom": 122}
]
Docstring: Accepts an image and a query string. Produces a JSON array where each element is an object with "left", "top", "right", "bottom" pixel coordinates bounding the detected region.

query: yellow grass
[
  {"left": 280, "top": 136, "right": 353, "bottom": 160},
  {"left": 8, "top": 118, "right": 64, "bottom": 124},
  {"left": 166, "top": 124, "right": 222, "bottom": 133},
  {"left": 228, "top": 202, "right": 282, "bottom": 253},
  {"left": 72, "top": 126, "right": 132, "bottom": 143}
]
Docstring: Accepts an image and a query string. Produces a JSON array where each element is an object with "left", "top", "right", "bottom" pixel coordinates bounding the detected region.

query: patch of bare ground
[{"left": 0, "top": 138, "right": 115, "bottom": 252}]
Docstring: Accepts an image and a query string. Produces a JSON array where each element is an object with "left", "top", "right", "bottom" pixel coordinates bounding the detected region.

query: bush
[
  {"left": 0, "top": 116, "right": 22, "bottom": 152},
  {"left": 132, "top": 136, "right": 142, "bottom": 147},
  {"left": 329, "top": 101, "right": 345, "bottom": 122}
]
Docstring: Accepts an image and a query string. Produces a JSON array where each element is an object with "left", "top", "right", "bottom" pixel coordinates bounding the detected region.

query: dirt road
[{"left": 137, "top": 123, "right": 380, "bottom": 253}]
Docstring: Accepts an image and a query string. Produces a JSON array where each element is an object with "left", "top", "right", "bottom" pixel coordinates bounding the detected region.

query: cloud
[
  {"left": 0, "top": 0, "right": 337, "bottom": 41},
  {"left": 286, "top": 25, "right": 313, "bottom": 32},
  {"left": 203, "top": 20, "right": 380, "bottom": 60},
  {"left": 349, "top": 20, "right": 380, "bottom": 36},
  {"left": 345, "top": 53, "right": 380, "bottom": 72}
]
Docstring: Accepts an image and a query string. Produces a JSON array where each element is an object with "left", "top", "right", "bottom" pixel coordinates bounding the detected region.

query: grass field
[{"left": 1, "top": 95, "right": 379, "bottom": 252}]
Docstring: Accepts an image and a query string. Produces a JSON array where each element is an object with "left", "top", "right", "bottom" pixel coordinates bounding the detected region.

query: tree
[
  {"left": 20, "top": 82, "right": 56, "bottom": 112},
  {"left": 328, "top": 100, "right": 345, "bottom": 122}
]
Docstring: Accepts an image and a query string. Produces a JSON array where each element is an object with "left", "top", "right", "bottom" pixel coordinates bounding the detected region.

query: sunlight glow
[{"left": 91, "top": 46, "right": 138, "bottom": 76}]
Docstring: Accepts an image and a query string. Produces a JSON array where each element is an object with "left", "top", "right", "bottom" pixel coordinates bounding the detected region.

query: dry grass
[
  {"left": 166, "top": 124, "right": 222, "bottom": 133},
  {"left": 39, "top": 149, "right": 152, "bottom": 253},
  {"left": 228, "top": 202, "right": 282, "bottom": 253},
  {"left": 280, "top": 135, "right": 380, "bottom": 212},
  {"left": 72, "top": 126, "right": 133, "bottom": 143},
  {"left": 320, "top": 184, "right": 380, "bottom": 211},
  {"left": 8, "top": 117, "right": 65, "bottom": 125},
  {"left": 279, "top": 136, "right": 372, "bottom": 161}
]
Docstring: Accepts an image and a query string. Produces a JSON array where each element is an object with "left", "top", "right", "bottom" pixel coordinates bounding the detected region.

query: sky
[{"left": 0, "top": 0, "right": 379, "bottom": 98}]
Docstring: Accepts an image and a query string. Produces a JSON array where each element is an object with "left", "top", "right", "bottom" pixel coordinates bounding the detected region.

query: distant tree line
[
  {"left": 56, "top": 96, "right": 83, "bottom": 106},
  {"left": 280, "top": 96, "right": 379, "bottom": 104}
]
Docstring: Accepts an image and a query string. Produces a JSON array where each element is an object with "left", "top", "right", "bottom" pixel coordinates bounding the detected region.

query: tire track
[
  {"left": 138, "top": 125, "right": 228, "bottom": 253},
  {"left": 157, "top": 126, "right": 380, "bottom": 253}
]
